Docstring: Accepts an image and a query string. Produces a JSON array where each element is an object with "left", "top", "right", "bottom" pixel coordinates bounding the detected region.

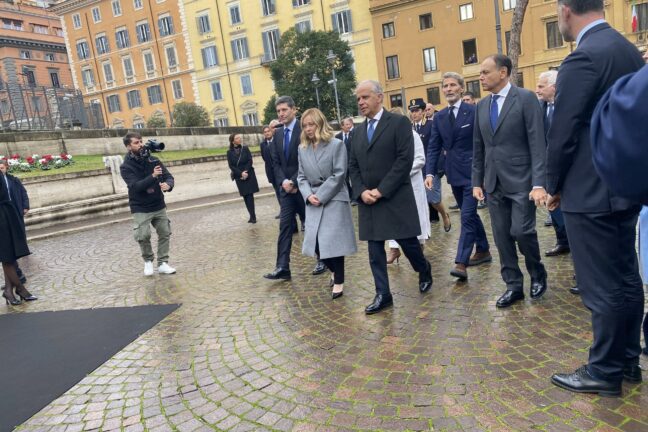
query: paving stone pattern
[{"left": 4, "top": 195, "right": 647, "bottom": 431}]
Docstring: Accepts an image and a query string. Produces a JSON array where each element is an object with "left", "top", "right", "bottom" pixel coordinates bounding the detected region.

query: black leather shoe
[
  {"left": 623, "top": 364, "right": 642, "bottom": 383},
  {"left": 248, "top": 218, "right": 257, "bottom": 224},
  {"left": 263, "top": 268, "right": 291, "bottom": 280},
  {"left": 569, "top": 286, "right": 580, "bottom": 295},
  {"left": 312, "top": 261, "right": 327, "bottom": 275},
  {"left": 449, "top": 203, "right": 459, "bottom": 210},
  {"left": 642, "top": 347, "right": 648, "bottom": 356},
  {"left": 331, "top": 290, "right": 343, "bottom": 300},
  {"left": 496, "top": 290, "right": 524, "bottom": 308},
  {"left": 551, "top": 366, "right": 622, "bottom": 397},
  {"left": 545, "top": 244, "right": 570, "bottom": 257},
  {"left": 530, "top": 278, "right": 547, "bottom": 299},
  {"left": 365, "top": 294, "right": 393, "bottom": 314},
  {"left": 419, "top": 262, "right": 433, "bottom": 293}
]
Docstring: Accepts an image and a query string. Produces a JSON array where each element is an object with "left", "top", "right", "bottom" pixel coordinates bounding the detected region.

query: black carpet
[{"left": 0, "top": 304, "right": 180, "bottom": 432}]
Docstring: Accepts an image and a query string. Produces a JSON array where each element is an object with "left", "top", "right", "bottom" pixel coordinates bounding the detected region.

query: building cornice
[
  {"left": 0, "top": 36, "right": 67, "bottom": 52},
  {"left": 369, "top": 0, "right": 425, "bottom": 14},
  {"left": 49, "top": 0, "right": 102, "bottom": 15}
]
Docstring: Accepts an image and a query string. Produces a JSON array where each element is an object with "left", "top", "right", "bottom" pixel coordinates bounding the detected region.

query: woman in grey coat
[{"left": 298, "top": 108, "right": 357, "bottom": 299}]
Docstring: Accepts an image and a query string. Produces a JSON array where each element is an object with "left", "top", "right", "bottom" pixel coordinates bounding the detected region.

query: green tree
[
  {"left": 269, "top": 29, "right": 356, "bottom": 123},
  {"left": 172, "top": 102, "right": 210, "bottom": 127},
  {"left": 146, "top": 112, "right": 167, "bottom": 128},
  {"left": 262, "top": 95, "right": 277, "bottom": 125}
]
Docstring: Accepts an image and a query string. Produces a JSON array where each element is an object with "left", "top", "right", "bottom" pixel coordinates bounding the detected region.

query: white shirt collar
[
  {"left": 576, "top": 19, "right": 606, "bottom": 47},
  {"left": 284, "top": 117, "right": 297, "bottom": 132},
  {"left": 494, "top": 82, "right": 512, "bottom": 99},
  {"left": 449, "top": 100, "right": 462, "bottom": 111},
  {"left": 368, "top": 108, "right": 384, "bottom": 123}
]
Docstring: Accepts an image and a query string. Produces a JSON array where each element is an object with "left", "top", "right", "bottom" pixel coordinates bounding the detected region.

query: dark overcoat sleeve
[
  {"left": 471, "top": 102, "right": 485, "bottom": 188},
  {"left": 376, "top": 115, "right": 414, "bottom": 199}
]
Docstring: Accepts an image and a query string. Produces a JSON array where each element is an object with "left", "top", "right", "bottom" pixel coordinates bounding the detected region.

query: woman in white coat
[
  {"left": 297, "top": 108, "right": 357, "bottom": 298},
  {"left": 386, "top": 107, "right": 430, "bottom": 264}
]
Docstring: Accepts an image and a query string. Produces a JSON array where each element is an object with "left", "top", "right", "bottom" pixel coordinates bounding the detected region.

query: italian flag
[{"left": 631, "top": 2, "right": 638, "bottom": 33}]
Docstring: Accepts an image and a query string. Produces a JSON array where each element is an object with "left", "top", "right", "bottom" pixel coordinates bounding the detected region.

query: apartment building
[{"left": 51, "top": 0, "right": 197, "bottom": 128}]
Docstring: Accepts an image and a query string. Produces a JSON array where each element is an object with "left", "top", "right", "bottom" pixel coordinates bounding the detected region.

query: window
[
  {"left": 240, "top": 74, "right": 253, "bottom": 95},
  {"left": 122, "top": 56, "right": 134, "bottom": 77},
  {"left": 261, "top": 0, "right": 275, "bottom": 16},
  {"left": 106, "top": 95, "right": 121, "bottom": 112},
  {"left": 165, "top": 45, "right": 177, "bottom": 68},
  {"left": 503, "top": 0, "right": 516, "bottom": 10},
  {"left": 54, "top": 27, "right": 64, "bottom": 36},
  {"left": 133, "top": 0, "right": 143, "bottom": 9},
  {"left": 72, "top": 14, "right": 81, "bottom": 29},
  {"left": 243, "top": 112, "right": 258, "bottom": 126},
  {"left": 158, "top": 15, "right": 174, "bottom": 36},
  {"left": 81, "top": 68, "right": 95, "bottom": 87},
  {"left": 76, "top": 41, "right": 89, "bottom": 60},
  {"left": 386, "top": 55, "right": 399, "bottom": 79},
  {"left": 214, "top": 117, "right": 229, "bottom": 127},
  {"left": 116, "top": 28, "right": 130, "bottom": 49},
  {"left": 295, "top": 20, "right": 311, "bottom": 33},
  {"left": 24, "top": 69, "right": 36, "bottom": 86},
  {"left": 92, "top": 7, "right": 101, "bottom": 23},
  {"left": 211, "top": 80, "right": 223, "bottom": 100},
  {"left": 20, "top": 50, "right": 30, "bottom": 59},
  {"left": 0, "top": 100, "right": 9, "bottom": 115},
  {"left": 136, "top": 22, "right": 151, "bottom": 43},
  {"left": 143, "top": 51, "right": 155, "bottom": 73},
  {"left": 197, "top": 14, "right": 211, "bottom": 34},
  {"left": 382, "top": 22, "right": 395, "bottom": 38},
  {"left": 147, "top": 85, "right": 163, "bottom": 104},
  {"left": 262, "top": 29, "right": 280, "bottom": 61},
  {"left": 172, "top": 80, "right": 183, "bottom": 99},
  {"left": 103, "top": 62, "right": 114, "bottom": 82},
  {"left": 546, "top": 21, "right": 563, "bottom": 49},
  {"left": 201, "top": 45, "right": 218, "bottom": 68},
  {"left": 389, "top": 94, "right": 402, "bottom": 108},
  {"left": 637, "top": 3, "right": 648, "bottom": 31},
  {"left": 33, "top": 24, "right": 49, "bottom": 34},
  {"left": 460, "top": 3, "right": 474, "bottom": 21},
  {"left": 45, "top": 53, "right": 55, "bottom": 61},
  {"left": 466, "top": 80, "right": 481, "bottom": 98},
  {"left": 292, "top": 0, "right": 310, "bottom": 6},
  {"left": 231, "top": 37, "right": 249, "bottom": 60},
  {"left": 419, "top": 13, "right": 432, "bottom": 30},
  {"left": 229, "top": 4, "right": 242, "bottom": 25},
  {"left": 427, "top": 87, "right": 440, "bottom": 105},
  {"left": 112, "top": 0, "right": 122, "bottom": 16},
  {"left": 332, "top": 10, "right": 352, "bottom": 34},
  {"left": 463, "top": 39, "right": 477, "bottom": 64},
  {"left": 134, "top": 122, "right": 145, "bottom": 129},
  {"left": 96, "top": 34, "right": 110, "bottom": 55},
  {"left": 423, "top": 47, "right": 437, "bottom": 72},
  {"left": 50, "top": 71, "right": 60, "bottom": 88},
  {"left": 127, "top": 90, "right": 142, "bottom": 108}
]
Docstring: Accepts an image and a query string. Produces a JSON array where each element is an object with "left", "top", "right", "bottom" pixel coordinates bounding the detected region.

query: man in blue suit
[
  {"left": 547, "top": 0, "right": 644, "bottom": 396},
  {"left": 425, "top": 72, "right": 491, "bottom": 280}
]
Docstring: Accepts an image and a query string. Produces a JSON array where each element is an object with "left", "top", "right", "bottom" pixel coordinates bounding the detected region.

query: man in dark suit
[
  {"left": 546, "top": 0, "right": 644, "bottom": 396},
  {"left": 472, "top": 54, "right": 547, "bottom": 308},
  {"left": 260, "top": 124, "right": 280, "bottom": 217},
  {"left": 535, "top": 70, "right": 569, "bottom": 257},
  {"left": 335, "top": 116, "right": 355, "bottom": 200},
  {"left": 348, "top": 80, "right": 433, "bottom": 314},
  {"left": 425, "top": 72, "right": 491, "bottom": 281}
]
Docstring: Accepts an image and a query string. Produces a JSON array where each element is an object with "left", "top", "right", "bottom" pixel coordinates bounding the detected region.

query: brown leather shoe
[
  {"left": 450, "top": 263, "right": 468, "bottom": 281},
  {"left": 386, "top": 248, "right": 401, "bottom": 264},
  {"left": 468, "top": 251, "right": 492, "bottom": 266}
]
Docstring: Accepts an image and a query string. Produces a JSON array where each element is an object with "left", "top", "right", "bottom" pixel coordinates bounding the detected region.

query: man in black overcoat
[{"left": 348, "top": 80, "right": 433, "bottom": 314}]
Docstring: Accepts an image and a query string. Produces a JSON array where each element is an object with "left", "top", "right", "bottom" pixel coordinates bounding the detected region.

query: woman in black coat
[
  {"left": 227, "top": 133, "right": 259, "bottom": 223},
  {"left": 0, "top": 170, "right": 37, "bottom": 305}
]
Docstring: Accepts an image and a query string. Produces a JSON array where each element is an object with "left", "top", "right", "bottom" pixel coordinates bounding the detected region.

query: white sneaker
[
  {"left": 143, "top": 261, "right": 154, "bottom": 276},
  {"left": 158, "top": 262, "right": 176, "bottom": 274}
]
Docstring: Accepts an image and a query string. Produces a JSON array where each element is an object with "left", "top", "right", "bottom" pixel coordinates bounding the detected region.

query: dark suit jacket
[
  {"left": 426, "top": 102, "right": 475, "bottom": 187},
  {"left": 348, "top": 110, "right": 420, "bottom": 241},
  {"left": 541, "top": 100, "right": 551, "bottom": 138},
  {"left": 270, "top": 120, "right": 302, "bottom": 193},
  {"left": 259, "top": 139, "right": 275, "bottom": 185},
  {"left": 335, "top": 129, "right": 354, "bottom": 161},
  {"left": 472, "top": 85, "right": 546, "bottom": 194},
  {"left": 7, "top": 174, "right": 29, "bottom": 214},
  {"left": 546, "top": 22, "right": 644, "bottom": 213},
  {"left": 591, "top": 65, "right": 648, "bottom": 205}
]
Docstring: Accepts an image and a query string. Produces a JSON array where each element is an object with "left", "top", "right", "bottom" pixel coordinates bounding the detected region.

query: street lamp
[
  {"left": 311, "top": 73, "right": 320, "bottom": 109},
  {"left": 326, "top": 50, "right": 341, "bottom": 125}
]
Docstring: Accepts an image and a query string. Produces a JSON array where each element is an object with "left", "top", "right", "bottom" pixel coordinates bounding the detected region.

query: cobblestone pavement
[{"left": 4, "top": 194, "right": 647, "bottom": 432}]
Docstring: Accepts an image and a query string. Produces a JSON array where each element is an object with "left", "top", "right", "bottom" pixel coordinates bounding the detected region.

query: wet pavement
[{"left": 5, "top": 193, "right": 647, "bottom": 431}]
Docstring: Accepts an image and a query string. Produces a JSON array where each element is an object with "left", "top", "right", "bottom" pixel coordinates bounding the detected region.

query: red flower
[
  {"left": 44, "top": 154, "right": 53, "bottom": 161},
  {"left": 11, "top": 153, "right": 19, "bottom": 159},
  {"left": 26, "top": 157, "right": 34, "bottom": 164},
  {"left": 60, "top": 154, "right": 69, "bottom": 160}
]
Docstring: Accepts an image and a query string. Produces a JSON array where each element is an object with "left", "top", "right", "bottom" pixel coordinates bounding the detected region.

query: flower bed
[{"left": 1, "top": 153, "right": 74, "bottom": 173}]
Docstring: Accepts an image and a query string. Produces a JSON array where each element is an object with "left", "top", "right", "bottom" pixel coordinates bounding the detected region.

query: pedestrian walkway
[{"left": 5, "top": 195, "right": 647, "bottom": 431}]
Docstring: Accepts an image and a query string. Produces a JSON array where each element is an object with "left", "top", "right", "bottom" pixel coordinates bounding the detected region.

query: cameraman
[{"left": 120, "top": 132, "right": 176, "bottom": 276}]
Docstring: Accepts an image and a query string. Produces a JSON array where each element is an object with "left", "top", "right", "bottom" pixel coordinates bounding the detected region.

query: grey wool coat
[{"left": 297, "top": 137, "right": 357, "bottom": 260}]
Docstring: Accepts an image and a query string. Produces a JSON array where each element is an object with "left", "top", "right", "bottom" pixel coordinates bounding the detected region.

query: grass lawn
[{"left": 14, "top": 146, "right": 260, "bottom": 179}]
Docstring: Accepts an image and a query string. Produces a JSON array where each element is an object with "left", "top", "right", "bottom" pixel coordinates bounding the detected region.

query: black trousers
[
  {"left": 315, "top": 242, "right": 345, "bottom": 284},
  {"left": 563, "top": 209, "right": 644, "bottom": 381},
  {"left": 368, "top": 237, "right": 428, "bottom": 296},
  {"left": 242, "top": 194, "right": 255, "bottom": 219},
  {"left": 276, "top": 190, "right": 305, "bottom": 270},
  {"left": 487, "top": 186, "right": 545, "bottom": 292}
]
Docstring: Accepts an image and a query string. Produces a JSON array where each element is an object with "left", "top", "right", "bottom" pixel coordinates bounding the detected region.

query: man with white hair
[{"left": 536, "top": 70, "right": 570, "bottom": 258}]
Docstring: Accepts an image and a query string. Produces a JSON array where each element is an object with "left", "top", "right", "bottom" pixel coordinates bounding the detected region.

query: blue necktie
[
  {"left": 367, "top": 119, "right": 376, "bottom": 142},
  {"left": 490, "top": 94, "right": 500, "bottom": 132},
  {"left": 546, "top": 103, "right": 554, "bottom": 128},
  {"left": 283, "top": 128, "right": 290, "bottom": 160}
]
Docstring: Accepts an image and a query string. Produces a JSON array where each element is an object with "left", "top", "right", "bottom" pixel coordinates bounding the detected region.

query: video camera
[{"left": 144, "top": 139, "right": 165, "bottom": 152}]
